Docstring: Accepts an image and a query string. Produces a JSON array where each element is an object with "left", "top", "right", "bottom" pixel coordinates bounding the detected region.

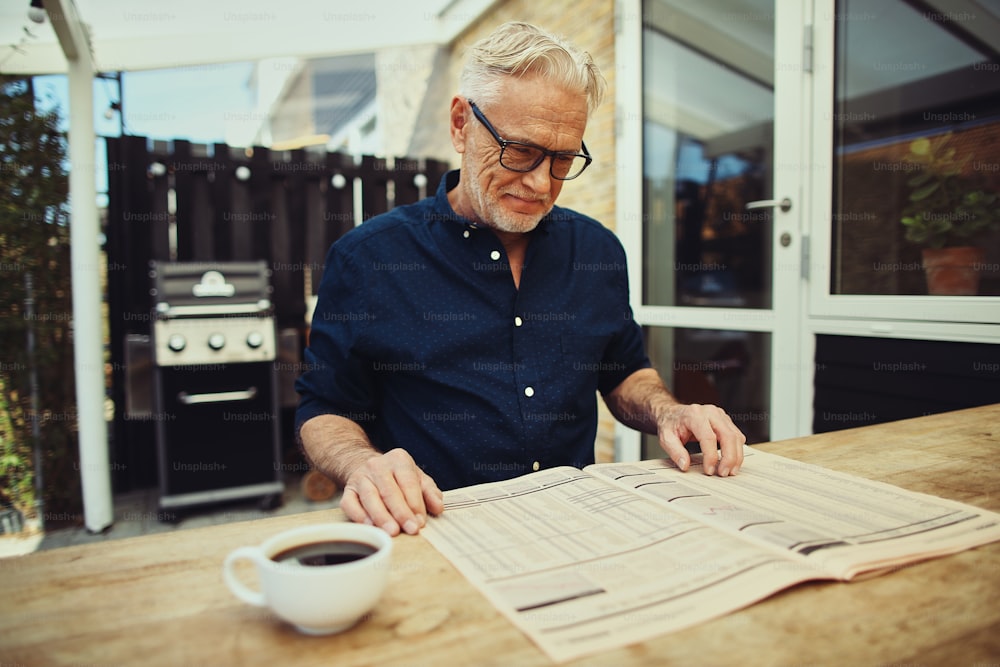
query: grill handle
[
  {"left": 158, "top": 302, "right": 271, "bottom": 318},
  {"left": 177, "top": 387, "right": 258, "bottom": 405}
]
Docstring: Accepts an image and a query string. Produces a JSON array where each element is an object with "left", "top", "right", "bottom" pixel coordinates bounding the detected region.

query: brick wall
[
  {"left": 376, "top": 44, "right": 441, "bottom": 159},
  {"left": 267, "top": 65, "right": 317, "bottom": 145}
]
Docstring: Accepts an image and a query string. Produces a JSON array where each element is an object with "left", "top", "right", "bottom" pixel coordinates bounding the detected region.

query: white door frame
[{"left": 614, "top": 0, "right": 814, "bottom": 459}]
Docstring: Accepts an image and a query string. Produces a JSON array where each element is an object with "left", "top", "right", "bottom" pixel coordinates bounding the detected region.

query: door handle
[
  {"left": 178, "top": 387, "right": 258, "bottom": 405},
  {"left": 745, "top": 197, "right": 792, "bottom": 213}
]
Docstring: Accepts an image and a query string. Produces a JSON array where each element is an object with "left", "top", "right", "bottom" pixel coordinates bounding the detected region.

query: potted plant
[{"left": 899, "top": 134, "right": 1000, "bottom": 295}]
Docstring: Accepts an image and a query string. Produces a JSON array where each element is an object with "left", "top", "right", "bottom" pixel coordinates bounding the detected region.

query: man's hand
[
  {"left": 340, "top": 448, "right": 445, "bottom": 536},
  {"left": 604, "top": 368, "right": 746, "bottom": 476},
  {"left": 657, "top": 403, "right": 746, "bottom": 476},
  {"left": 299, "top": 415, "right": 445, "bottom": 536}
]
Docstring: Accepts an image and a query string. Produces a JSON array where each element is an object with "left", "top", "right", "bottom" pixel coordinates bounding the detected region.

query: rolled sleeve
[
  {"left": 597, "top": 237, "right": 651, "bottom": 396},
  {"left": 294, "top": 245, "right": 377, "bottom": 435},
  {"left": 598, "top": 312, "right": 651, "bottom": 396}
]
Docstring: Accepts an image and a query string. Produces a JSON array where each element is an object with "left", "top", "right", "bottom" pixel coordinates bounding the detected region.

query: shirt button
[
  {"left": 463, "top": 230, "right": 470, "bottom": 239},
  {"left": 514, "top": 316, "right": 523, "bottom": 327},
  {"left": 532, "top": 461, "right": 540, "bottom": 472},
  {"left": 490, "top": 250, "right": 501, "bottom": 261},
  {"left": 524, "top": 386, "right": 534, "bottom": 397}
]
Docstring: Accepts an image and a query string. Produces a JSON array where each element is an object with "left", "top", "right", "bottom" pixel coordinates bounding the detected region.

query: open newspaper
[{"left": 420, "top": 447, "right": 1000, "bottom": 663}]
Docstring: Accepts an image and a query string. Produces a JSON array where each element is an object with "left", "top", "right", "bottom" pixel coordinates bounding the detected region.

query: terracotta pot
[{"left": 921, "top": 246, "right": 985, "bottom": 296}]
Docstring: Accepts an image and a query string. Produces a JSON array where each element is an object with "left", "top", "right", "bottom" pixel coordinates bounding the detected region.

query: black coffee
[{"left": 271, "top": 540, "right": 378, "bottom": 567}]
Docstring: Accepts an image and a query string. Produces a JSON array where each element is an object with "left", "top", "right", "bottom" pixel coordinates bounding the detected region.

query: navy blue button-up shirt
[{"left": 295, "top": 170, "right": 650, "bottom": 490}]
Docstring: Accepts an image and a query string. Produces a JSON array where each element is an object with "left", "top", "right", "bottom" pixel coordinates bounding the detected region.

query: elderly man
[{"left": 295, "top": 21, "right": 746, "bottom": 536}]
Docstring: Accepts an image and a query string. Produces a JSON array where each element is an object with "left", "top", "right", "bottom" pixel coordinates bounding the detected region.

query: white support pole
[
  {"left": 613, "top": 0, "right": 644, "bottom": 464},
  {"left": 47, "top": 0, "right": 113, "bottom": 532}
]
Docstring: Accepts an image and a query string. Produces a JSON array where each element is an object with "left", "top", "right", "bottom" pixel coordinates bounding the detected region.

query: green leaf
[
  {"left": 962, "top": 191, "right": 982, "bottom": 205},
  {"left": 910, "top": 138, "right": 931, "bottom": 155},
  {"left": 909, "top": 181, "right": 940, "bottom": 201}
]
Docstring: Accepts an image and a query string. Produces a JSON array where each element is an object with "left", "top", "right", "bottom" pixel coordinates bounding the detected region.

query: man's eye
[{"left": 506, "top": 145, "right": 538, "bottom": 159}]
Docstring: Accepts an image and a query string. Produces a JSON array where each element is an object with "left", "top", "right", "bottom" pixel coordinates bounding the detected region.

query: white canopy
[{"left": 1, "top": 0, "right": 490, "bottom": 74}]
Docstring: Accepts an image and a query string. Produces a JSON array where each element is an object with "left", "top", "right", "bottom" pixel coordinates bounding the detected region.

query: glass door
[{"left": 616, "top": 0, "right": 811, "bottom": 458}]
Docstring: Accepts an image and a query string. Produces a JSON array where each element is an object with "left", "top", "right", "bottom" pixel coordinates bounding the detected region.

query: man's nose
[{"left": 521, "top": 157, "right": 554, "bottom": 194}]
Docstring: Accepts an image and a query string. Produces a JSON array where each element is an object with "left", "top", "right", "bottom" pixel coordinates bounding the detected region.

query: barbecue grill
[{"left": 149, "top": 261, "right": 283, "bottom": 512}]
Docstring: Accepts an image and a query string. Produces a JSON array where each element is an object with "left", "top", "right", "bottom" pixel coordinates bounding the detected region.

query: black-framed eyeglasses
[{"left": 468, "top": 100, "right": 592, "bottom": 181}]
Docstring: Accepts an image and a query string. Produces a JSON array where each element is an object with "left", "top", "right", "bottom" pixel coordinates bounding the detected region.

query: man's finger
[
  {"left": 671, "top": 405, "right": 716, "bottom": 475},
  {"left": 352, "top": 475, "right": 401, "bottom": 536},
  {"left": 658, "top": 430, "right": 690, "bottom": 472},
  {"left": 717, "top": 419, "right": 746, "bottom": 476},
  {"left": 699, "top": 440, "right": 721, "bottom": 476},
  {"left": 339, "top": 487, "right": 370, "bottom": 525},
  {"left": 388, "top": 458, "right": 430, "bottom": 528},
  {"left": 421, "top": 473, "right": 445, "bottom": 516},
  {"left": 381, "top": 470, "right": 426, "bottom": 535},
  {"left": 378, "top": 448, "right": 437, "bottom": 533}
]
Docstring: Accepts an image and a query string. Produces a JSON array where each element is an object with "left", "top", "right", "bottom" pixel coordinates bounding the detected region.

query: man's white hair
[{"left": 458, "top": 21, "right": 606, "bottom": 116}]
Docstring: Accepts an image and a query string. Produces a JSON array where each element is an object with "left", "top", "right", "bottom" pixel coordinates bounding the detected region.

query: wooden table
[{"left": 1, "top": 405, "right": 998, "bottom": 666}]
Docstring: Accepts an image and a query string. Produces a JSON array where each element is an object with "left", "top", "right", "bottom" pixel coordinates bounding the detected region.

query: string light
[
  {"left": 103, "top": 101, "right": 121, "bottom": 120},
  {"left": 28, "top": 0, "right": 46, "bottom": 24}
]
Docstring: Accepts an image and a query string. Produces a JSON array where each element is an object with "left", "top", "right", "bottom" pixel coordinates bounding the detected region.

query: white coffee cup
[{"left": 223, "top": 522, "right": 393, "bottom": 635}]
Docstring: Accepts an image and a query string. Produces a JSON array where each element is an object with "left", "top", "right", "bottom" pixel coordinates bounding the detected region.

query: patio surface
[{"left": 0, "top": 473, "right": 342, "bottom": 558}]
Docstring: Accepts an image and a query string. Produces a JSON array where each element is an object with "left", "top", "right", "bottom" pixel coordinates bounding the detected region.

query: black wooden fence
[{"left": 105, "top": 134, "right": 450, "bottom": 490}]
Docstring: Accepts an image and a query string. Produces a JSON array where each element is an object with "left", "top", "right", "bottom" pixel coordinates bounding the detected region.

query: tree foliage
[{"left": 0, "top": 75, "right": 80, "bottom": 522}]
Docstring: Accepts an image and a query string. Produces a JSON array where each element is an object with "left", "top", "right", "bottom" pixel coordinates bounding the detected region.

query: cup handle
[{"left": 223, "top": 546, "right": 268, "bottom": 607}]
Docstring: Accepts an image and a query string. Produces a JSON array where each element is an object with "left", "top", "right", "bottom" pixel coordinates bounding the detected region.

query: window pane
[
  {"left": 642, "top": 1, "right": 775, "bottom": 308},
  {"left": 640, "top": 326, "right": 770, "bottom": 460},
  {"left": 831, "top": 0, "right": 1000, "bottom": 296}
]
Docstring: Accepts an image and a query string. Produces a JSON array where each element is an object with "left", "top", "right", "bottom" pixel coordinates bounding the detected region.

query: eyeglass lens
[{"left": 501, "top": 144, "right": 588, "bottom": 180}]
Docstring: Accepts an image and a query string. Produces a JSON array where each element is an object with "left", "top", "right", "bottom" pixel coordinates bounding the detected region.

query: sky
[
  {"left": 34, "top": 62, "right": 255, "bottom": 142},
  {"left": 32, "top": 63, "right": 256, "bottom": 205}
]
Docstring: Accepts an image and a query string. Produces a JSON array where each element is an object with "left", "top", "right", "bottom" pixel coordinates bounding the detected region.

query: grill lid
[{"left": 150, "top": 261, "right": 272, "bottom": 315}]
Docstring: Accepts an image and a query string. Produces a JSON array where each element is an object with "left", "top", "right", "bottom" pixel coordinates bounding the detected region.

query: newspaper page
[
  {"left": 589, "top": 448, "right": 1000, "bottom": 579},
  {"left": 421, "top": 448, "right": 1000, "bottom": 662},
  {"left": 420, "top": 465, "right": 823, "bottom": 662}
]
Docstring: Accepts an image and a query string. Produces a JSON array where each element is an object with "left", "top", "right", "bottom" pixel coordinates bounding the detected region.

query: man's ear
[{"left": 449, "top": 96, "right": 468, "bottom": 155}]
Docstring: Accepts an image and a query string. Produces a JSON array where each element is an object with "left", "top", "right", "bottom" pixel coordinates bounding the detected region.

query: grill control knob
[
  {"left": 208, "top": 333, "right": 226, "bottom": 351},
  {"left": 246, "top": 331, "right": 264, "bottom": 349},
  {"left": 167, "top": 334, "right": 186, "bottom": 352}
]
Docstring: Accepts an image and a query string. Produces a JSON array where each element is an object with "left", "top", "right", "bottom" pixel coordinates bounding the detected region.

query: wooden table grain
[{"left": 1, "top": 404, "right": 998, "bottom": 666}]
